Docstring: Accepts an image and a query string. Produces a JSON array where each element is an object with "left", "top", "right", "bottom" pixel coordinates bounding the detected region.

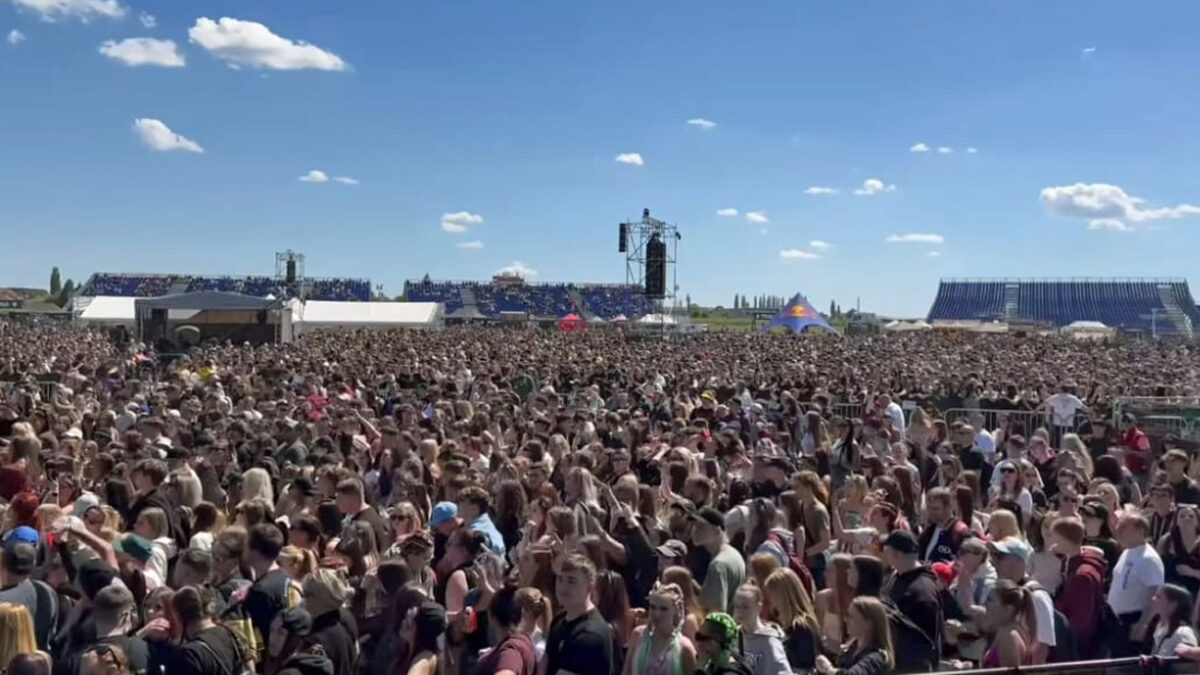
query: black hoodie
[
  {"left": 277, "top": 651, "right": 335, "bottom": 675},
  {"left": 308, "top": 609, "right": 358, "bottom": 675},
  {"left": 884, "top": 565, "right": 944, "bottom": 669}
]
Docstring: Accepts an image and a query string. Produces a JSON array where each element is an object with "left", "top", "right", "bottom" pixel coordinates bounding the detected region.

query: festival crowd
[{"left": 4, "top": 321, "right": 1200, "bottom": 675}]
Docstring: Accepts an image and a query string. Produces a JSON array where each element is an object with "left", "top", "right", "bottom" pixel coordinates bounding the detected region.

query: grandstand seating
[
  {"left": 81, "top": 273, "right": 371, "bottom": 302},
  {"left": 403, "top": 280, "right": 651, "bottom": 319},
  {"left": 927, "top": 279, "right": 1200, "bottom": 334}
]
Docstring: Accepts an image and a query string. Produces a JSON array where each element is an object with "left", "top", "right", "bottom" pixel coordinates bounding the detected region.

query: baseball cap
[
  {"left": 987, "top": 536, "right": 1032, "bottom": 562},
  {"left": 689, "top": 507, "right": 725, "bottom": 530},
  {"left": 2, "top": 542, "right": 36, "bottom": 576},
  {"left": 4, "top": 526, "right": 38, "bottom": 548},
  {"left": 114, "top": 534, "right": 154, "bottom": 563},
  {"left": 882, "top": 530, "right": 920, "bottom": 555},
  {"left": 655, "top": 539, "right": 688, "bottom": 560},
  {"left": 429, "top": 502, "right": 458, "bottom": 529}
]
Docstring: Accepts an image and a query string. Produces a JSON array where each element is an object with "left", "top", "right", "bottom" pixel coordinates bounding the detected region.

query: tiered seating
[
  {"left": 81, "top": 273, "right": 370, "bottom": 301},
  {"left": 926, "top": 281, "right": 1006, "bottom": 321},
  {"left": 927, "top": 279, "right": 1199, "bottom": 333},
  {"left": 404, "top": 279, "right": 650, "bottom": 319}
]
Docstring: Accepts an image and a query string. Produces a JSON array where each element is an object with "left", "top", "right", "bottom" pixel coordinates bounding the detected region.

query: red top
[{"left": 1121, "top": 427, "right": 1152, "bottom": 474}]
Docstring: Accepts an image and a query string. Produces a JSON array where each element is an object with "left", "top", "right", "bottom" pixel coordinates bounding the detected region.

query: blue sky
[{"left": 2, "top": 1, "right": 1199, "bottom": 316}]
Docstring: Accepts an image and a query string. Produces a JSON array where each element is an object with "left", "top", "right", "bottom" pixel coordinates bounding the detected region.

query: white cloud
[
  {"left": 332, "top": 176, "right": 359, "bottom": 185},
  {"left": 615, "top": 152, "right": 644, "bottom": 166},
  {"left": 7, "top": 29, "right": 25, "bottom": 45},
  {"left": 440, "top": 221, "right": 467, "bottom": 234},
  {"left": 745, "top": 211, "right": 769, "bottom": 224},
  {"left": 966, "top": 147, "right": 978, "bottom": 154},
  {"left": 1082, "top": 47, "right": 1096, "bottom": 56},
  {"left": 886, "top": 233, "right": 945, "bottom": 244},
  {"left": 456, "top": 240, "right": 483, "bottom": 249},
  {"left": 716, "top": 208, "right": 738, "bottom": 217},
  {"left": 927, "top": 251, "right": 942, "bottom": 257},
  {"left": 686, "top": 118, "right": 716, "bottom": 130},
  {"left": 854, "top": 178, "right": 896, "bottom": 196},
  {"left": 1088, "top": 218, "right": 1133, "bottom": 232},
  {"left": 188, "top": 17, "right": 347, "bottom": 71},
  {"left": 496, "top": 262, "right": 537, "bottom": 278},
  {"left": 137, "top": 11, "right": 154, "bottom": 28},
  {"left": 937, "top": 146, "right": 953, "bottom": 154},
  {"left": 132, "top": 118, "right": 203, "bottom": 153},
  {"left": 804, "top": 186, "right": 838, "bottom": 195},
  {"left": 9, "top": 0, "right": 124, "bottom": 21},
  {"left": 910, "top": 142, "right": 929, "bottom": 153},
  {"left": 100, "top": 38, "right": 185, "bottom": 67},
  {"left": 442, "top": 211, "right": 483, "bottom": 225},
  {"left": 780, "top": 249, "right": 820, "bottom": 261},
  {"left": 1040, "top": 182, "right": 1200, "bottom": 231},
  {"left": 298, "top": 170, "right": 328, "bottom": 183},
  {"left": 809, "top": 240, "right": 832, "bottom": 251}
]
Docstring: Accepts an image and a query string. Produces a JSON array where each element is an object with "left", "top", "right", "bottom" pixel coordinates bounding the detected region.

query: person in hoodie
[
  {"left": 1050, "top": 517, "right": 1108, "bottom": 659},
  {"left": 729, "top": 585, "right": 790, "bottom": 675},
  {"left": 301, "top": 569, "right": 358, "bottom": 675},
  {"left": 265, "top": 608, "right": 335, "bottom": 675}
]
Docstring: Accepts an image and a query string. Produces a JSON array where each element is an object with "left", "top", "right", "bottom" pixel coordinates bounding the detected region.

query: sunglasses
[{"left": 695, "top": 633, "right": 716, "bottom": 643}]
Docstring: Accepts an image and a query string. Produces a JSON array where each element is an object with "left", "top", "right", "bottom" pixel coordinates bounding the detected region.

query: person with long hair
[
  {"left": 830, "top": 418, "right": 860, "bottom": 491},
  {"left": 791, "top": 471, "right": 831, "bottom": 588},
  {"left": 987, "top": 509, "right": 1022, "bottom": 542},
  {"left": 595, "top": 569, "right": 635, "bottom": 650},
  {"left": 814, "top": 596, "right": 893, "bottom": 675},
  {"left": 761, "top": 569, "right": 819, "bottom": 673},
  {"left": 981, "top": 580, "right": 1035, "bottom": 667},
  {"left": 1149, "top": 584, "right": 1197, "bottom": 657},
  {"left": 991, "top": 461, "right": 1034, "bottom": 525},
  {"left": 1079, "top": 501, "right": 1121, "bottom": 573},
  {"left": 1159, "top": 504, "right": 1200, "bottom": 597},
  {"left": 477, "top": 586, "right": 551, "bottom": 675},
  {"left": 815, "top": 554, "right": 853, "bottom": 654},
  {"left": 660, "top": 566, "right": 703, "bottom": 641},
  {"left": 621, "top": 583, "right": 697, "bottom": 675},
  {"left": 729, "top": 585, "right": 789, "bottom": 675},
  {"left": 0, "top": 603, "right": 37, "bottom": 671}
]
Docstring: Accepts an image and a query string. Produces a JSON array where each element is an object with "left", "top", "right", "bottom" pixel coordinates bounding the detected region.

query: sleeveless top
[{"left": 633, "top": 629, "right": 683, "bottom": 675}]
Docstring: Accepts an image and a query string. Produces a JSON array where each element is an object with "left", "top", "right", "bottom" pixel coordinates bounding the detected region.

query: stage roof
[
  {"left": 135, "top": 291, "right": 282, "bottom": 312},
  {"left": 297, "top": 301, "right": 440, "bottom": 327}
]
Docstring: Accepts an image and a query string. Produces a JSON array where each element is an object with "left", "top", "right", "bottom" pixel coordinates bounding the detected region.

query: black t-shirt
[
  {"left": 244, "top": 568, "right": 294, "bottom": 653},
  {"left": 179, "top": 625, "right": 242, "bottom": 675},
  {"left": 545, "top": 608, "right": 616, "bottom": 675},
  {"left": 1172, "top": 477, "right": 1200, "bottom": 506},
  {"left": 57, "top": 634, "right": 150, "bottom": 675}
]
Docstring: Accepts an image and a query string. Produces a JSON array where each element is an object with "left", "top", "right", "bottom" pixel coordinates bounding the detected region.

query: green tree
[
  {"left": 56, "top": 279, "right": 76, "bottom": 308},
  {"left": 49, "top": 267, "right": 62, "bottom": 296}
]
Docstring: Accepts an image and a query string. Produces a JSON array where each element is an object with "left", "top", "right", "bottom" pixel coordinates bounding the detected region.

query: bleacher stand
[
  {"left": 403, "top": 279, "right": 649, "bottom": 319},
  {"left": 927, "top": 278, "right": 1200, "bottom": 335},
  {"left": 81, "top": 273, "right": 370, "bottom": 301}
]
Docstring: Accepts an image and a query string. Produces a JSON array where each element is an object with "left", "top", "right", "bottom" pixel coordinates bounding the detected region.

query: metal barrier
[
  {"left": 942, "top": 408, "right": 1077, "bottom": 437},
  {"left": 935, "top": 655, "right": 1187, "bottom": 675}
]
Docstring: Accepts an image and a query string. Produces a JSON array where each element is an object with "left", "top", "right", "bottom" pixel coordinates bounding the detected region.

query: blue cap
[
  {"left": 429, "top": 502, "right": 458, "bottom": 529},
  {"left": 4, "top": 526, "right": 38, "bottom": 547}
]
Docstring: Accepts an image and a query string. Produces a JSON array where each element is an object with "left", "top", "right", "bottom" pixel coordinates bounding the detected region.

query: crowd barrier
[{"left": 934, "top": 655, "right": 1189, "bottom": 675}]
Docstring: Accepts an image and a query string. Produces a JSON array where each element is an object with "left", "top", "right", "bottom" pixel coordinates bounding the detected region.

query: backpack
[
  {"left": 881, "top": 597, "right": 938, "bottom": 673},
  {"left": 763, "top": 532, "right": 816, "bottom": 599},
  {"left": 191, "top": 624, "right": 256, "bottom": 675},
  {"left": 30, "top": 579, "right": 58, "bottom": 651},
  {"left": 1023, "top": 582, "right": 1077, "bottom": 662}
]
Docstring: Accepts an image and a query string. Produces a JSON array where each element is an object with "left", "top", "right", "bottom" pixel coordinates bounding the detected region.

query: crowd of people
[{"left": 4, "top": 321, "right": 1200, "bottom": 675}]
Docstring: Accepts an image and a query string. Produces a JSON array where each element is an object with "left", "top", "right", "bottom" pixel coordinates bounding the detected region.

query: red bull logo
[{"left": 787, "top": 304, "right": 808, "bottom": 317}]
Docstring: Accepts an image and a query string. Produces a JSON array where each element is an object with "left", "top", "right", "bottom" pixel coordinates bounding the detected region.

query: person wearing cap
[
  {"left": 265, "top": 607, "right": 336, "bottom": 675},
  {"left": 1049, "top": 517, "right": 1108, "bottom": 659},
  {"left": 302, "top": 569, "right": 358, "bottom": 675},
  {"left": 1108, "top": 513, "right": 1165, "bottom": 657},
  {"left": 428, "top": 502, "right": 460, "bottom": 562},
  {"left": 880, "top": 530, "right": 942, "bottom": 671},
  {"left": 655, "top": 539, "right": 688, "bottom": 572},
  {"left": 0, "top": 541, "right": 58, "bottom": 650},
  {"left": 979, "top": 536, "right": 1060, "bottom": 664},
  {"left": 691, "top": 506, "right": 746, "bottom": 614}
]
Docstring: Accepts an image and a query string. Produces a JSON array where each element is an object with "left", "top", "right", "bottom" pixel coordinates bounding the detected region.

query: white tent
[
  {"left": 636, "top": 313, "right": 678, "bottom": 325},
  {"left": 883, "top": 319, "right": 933, "bottom": 332},
  {"left": 75, "top": 296, "right": 137, "bottom": 326},
  {"left": 1063, "top": 320, "right": 1115, "bottom": 339},
  {"left": 293, "top": 301, "right": 442, "bottom": 334}
]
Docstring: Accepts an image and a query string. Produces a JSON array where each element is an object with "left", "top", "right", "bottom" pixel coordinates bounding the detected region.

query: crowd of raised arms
[{"left": 8, "top": 320, "right": 1200, "bottom": 675}]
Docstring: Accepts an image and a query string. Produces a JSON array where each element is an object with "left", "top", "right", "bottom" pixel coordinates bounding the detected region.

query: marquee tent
[
  {"left": 558, "top": 313, "right": 586, "bottom": 332},
  {"left": 760, "top": 294, "right": 839, "bottom": 334}
]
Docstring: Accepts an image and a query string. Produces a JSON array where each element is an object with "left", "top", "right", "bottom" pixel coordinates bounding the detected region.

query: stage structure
[
  {"left": 275, "top": 250, "right": 306, "bottom": 300},
  {"left": 619, "top": 209, "right": 681, "bottom": 327}
]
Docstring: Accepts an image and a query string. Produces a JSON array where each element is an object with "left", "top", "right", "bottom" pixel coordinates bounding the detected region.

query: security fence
[{"left": 935, "top": 656, "right": 1190, "bottom": 675}]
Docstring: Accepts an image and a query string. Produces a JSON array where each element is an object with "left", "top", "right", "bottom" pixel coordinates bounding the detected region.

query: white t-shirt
[
  {"left": 1046, "top": 393, "right": 1085, "bottom": 427},
  {"left": 1030, "top": 586, "right": 1057, "bottom": 648},
  {"left": 886, "top": 402, "right": 906, "bottom": 437},
  {"left": 1154, "top": 625, "right": 1198, "bottom": 657},
  {"left": 1108, "top": 544, "right": 1165, "bottom": 615},
  {"left": 975, "top": 430, "right": 996, "bottom": 460}
]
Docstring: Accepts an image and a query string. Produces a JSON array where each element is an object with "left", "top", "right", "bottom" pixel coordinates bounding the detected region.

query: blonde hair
[
  {"left": 763, "top": 568, "right": 819, "bottom": 634},
  {"left": 137, "top": 507, "right": 169, "bottom": 540},
  {"left": 515, "top": 587, "right": 553, "bottom": 633},
  {"left": 0, "top": 603, "right": 37, "bottom": 667},
  {"left": 242, "top": 467, "right": 274, "bottom": 505},
  {"left": 33, "top": 504, "right": 62, "bottom": 535},
  {"left": 302, "top": 567, "right": 352, "bottom": 611},
  {"left": 748, "top": 552, "right": 782, "bottom": 589},
  {"left": 849, "top": 597, "right": 894, "bottom": 668},
  {"left": 988, "top": 509, "right": 1022, "bottom": 541},
  {"left": 649, "top": 582, "right": 686, "bottom": 632},
  {"left": 279, "top": 545, "right": 319, "bottom": 580}
]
